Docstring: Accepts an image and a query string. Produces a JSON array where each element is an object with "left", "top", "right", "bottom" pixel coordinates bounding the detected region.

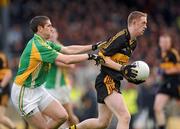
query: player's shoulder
[
  {"left": 170, "top": 48, "right": 179, "bottom": 55},
  {"left": 170, "top": 48, "right": 180, "bottom": 61},
  {"left": 0, "top": 52, "right": 7, "bottom": 59},
  {"left": 116, "top": 28, "right": 130, "bottom": 37},
  {"left": 0, "top": 51, "right": 8, "bottom": 68},
  {"left": 111, "top": 28, "right": 130, "bottom": 42}
]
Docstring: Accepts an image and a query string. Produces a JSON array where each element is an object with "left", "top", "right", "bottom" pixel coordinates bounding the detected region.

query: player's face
[
  {"left": 134, "top": 16, "right": 147, "bottom": 36},
  {"left": 49, "top": 28, "right": 58, "bottom": 41},
  {"left": 159, "top": 36, "right": 172, "bottom": 52},
  {"left": 40, "top": 20, "right": 53, "bottom": 39}
]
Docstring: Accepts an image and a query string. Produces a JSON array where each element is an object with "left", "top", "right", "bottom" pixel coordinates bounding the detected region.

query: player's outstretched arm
[
  {"left": 60, "top": 45, "right": 92, "bottom": 54},
  {"left": 60, "top": 41, "right": 104, "bottom": 54},
  {"left": 55, "top": 53, "right": 105, "bottom": 65},
  {"left": 56, "top": 62, "right": 75, "bottom": 68}
]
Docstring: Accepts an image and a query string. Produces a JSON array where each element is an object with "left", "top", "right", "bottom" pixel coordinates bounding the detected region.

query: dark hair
[
  {"left": 29, "top": 16, "right": 49, "bottom": 33},
  {"left": 128, "top": 11, "right": 147, "bottom": 26}
]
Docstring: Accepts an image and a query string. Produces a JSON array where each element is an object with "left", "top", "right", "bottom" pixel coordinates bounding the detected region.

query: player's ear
[
  {"left": 132, "top": 19, "right": 136, "bottom": 25},
  {"left": 37, "top": 25, "right": 43, "bottom": 32}
]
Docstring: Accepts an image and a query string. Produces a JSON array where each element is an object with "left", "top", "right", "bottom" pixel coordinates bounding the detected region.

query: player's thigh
[
  {"left": 63, "top": 103, "right": 73, "bottom": 115},
  {"left": 42, "top": 99, "right": 68, "bottom": 121},
  {"left": 98, "top": 103, "right": 113, "bottom": 124},
  {"left": 0, "top": 106, "right": 6, "bottom": 118},
  {"left": 104, "top": 91, "right": 130, "bottom": 119},
  {"left": 39, "top": 86, "right": 68, "bottom": 120},
  {"left": 154, "top": 93, "right": 170, "bottom": 110},
  {"left": 26, "top": 111, "right": 48, "bottom": 129}
]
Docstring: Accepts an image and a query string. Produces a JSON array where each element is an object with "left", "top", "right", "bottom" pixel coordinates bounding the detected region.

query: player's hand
[
  {"left": 88, "top": 54, "right": 105, "bottom": 65},
  {"left": 92, "top": 41, "right": 106, "bottom": 51},
  {"left": 121, "top": 64, "right": 138, "bottom": 80}
]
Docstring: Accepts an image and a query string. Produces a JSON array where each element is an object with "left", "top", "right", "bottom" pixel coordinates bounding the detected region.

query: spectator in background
[
  {"left": 0, "top": 51, "right": 16, "bottom": 129},
  {"left": 154, "top": 34, "right": 180, "bottom": 129}
]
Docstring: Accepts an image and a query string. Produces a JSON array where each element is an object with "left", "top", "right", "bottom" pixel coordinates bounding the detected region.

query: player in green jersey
[
  {"left": 45, "top": 28, "right": 79, "bottom": 127},
  {"left": 11, "top": 16, "right": 104, "bottom": 129}
]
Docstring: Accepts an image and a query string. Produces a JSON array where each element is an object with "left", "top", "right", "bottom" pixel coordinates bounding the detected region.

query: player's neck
[
  {"left": 36, "top": 32, "right": 47, "bottom": 41},
  {"left": 128, "top": 27, "right": 136, "bottom": 39}
]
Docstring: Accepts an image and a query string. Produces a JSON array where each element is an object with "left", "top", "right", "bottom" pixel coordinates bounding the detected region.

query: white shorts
[
  {"left": 11, "top": 83, "right": 55, "bottom": 117},
  {"left": 46, "top": 86, "right": 71, "bottom": 104}
]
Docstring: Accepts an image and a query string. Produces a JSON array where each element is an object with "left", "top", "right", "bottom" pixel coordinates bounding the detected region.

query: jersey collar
[{"left": 34, "top": 34, "right": 47, "bottom": 43}]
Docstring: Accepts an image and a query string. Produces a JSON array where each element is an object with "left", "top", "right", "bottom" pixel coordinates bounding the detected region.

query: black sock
[{"left": 159, "top": 125, "right": 165, "bottom": 129}]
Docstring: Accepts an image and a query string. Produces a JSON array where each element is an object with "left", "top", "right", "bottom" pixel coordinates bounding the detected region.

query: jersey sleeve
[
  {"left": 169, "top": 49, "right": 180, "bottom": 64},
  {"left": 103, "top": 34, "right": 127, "bottom": 56},
  {"left": 47, "top": 41, "right": 62, "bottom": 52},
  {"left": 34, "top": 41, "right": 59, "bottom": 63}
]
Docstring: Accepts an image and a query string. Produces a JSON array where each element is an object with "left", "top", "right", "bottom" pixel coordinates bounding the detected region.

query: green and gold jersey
[
  {"left": 99, "top": 29, "right": 137, "bottom": 80},
  {"left": 14, "top": 34, "right": 61, "bottom": 88},
  {"left": 45, "top": 64, "right": 70, "bottom": 89}
]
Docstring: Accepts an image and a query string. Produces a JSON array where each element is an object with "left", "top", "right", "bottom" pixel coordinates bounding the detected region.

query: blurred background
[{"left": 0, "top": 0, "right": 180, "bottom": 129}]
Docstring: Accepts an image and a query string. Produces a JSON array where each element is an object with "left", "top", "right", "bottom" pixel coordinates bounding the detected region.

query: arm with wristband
[
  {"left": 57, "top": 41, "right": 105, "bottom": 54},
  {"left": 102, "top": 56, "right": 145, "bottom": 84},
  {"left": 55, "top": 53, "right": 105, "bottom": 66}
]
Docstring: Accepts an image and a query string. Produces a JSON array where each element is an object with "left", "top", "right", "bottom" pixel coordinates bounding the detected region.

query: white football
[{"left": 131, "top": 61, "right": 150, "bottom": 81}]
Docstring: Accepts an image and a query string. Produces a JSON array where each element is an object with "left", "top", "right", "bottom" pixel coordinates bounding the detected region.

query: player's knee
[
  {"left": 123, "top": 114, "right": 131, "bottom": 124},
  {"left": 56, "top": 111, "right": 68, "bottom": 123},
  {"left": 154, "top": 104, "right": 163, "bottom": 113},
  {"left": 117, "top": 112, "right": 131, "bottom": 124},
  {"left": 97, "top": 118, "right": 110, "bottom": 129},
  {"left": 98, "top": 121, "right": 109, "bottom": 129}
]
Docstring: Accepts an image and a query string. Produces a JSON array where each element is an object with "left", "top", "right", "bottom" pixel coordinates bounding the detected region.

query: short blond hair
[{"left": 128, "top": 11, "right": 147, "bottom": 25}]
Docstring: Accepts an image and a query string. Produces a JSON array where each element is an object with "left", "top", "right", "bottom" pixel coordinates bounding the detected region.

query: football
[{"left": 131, "top": 61, "right": 150, "bottom": 81}]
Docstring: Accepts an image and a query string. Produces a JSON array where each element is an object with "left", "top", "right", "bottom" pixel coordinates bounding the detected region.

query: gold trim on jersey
[
  {"left": 129, "top": 38, "right": 136, "bottom": 45},
  {"left": 160, "top": 62, "right": 174, "bottom": 69},
  {"left": 110, "top": 53, "right": 129, "bottom": 64},
  {"left": 104, "top": 75, "right": 117, "bottom": 94},
  {"left": 35, "top": 34, "right": 52, "bottom": 49},
  {"left": 15, "top": 43, "right": 42, "bottom": 86},
  {"left": 100, "top": 30, "right": 126, "bottom": 53},
  {"left": 99, "top": 52, "right": 129, "bottom": 65},
  {"left": 18, "top": 86, "right": 27, "bottom": 116},
  {"left": 171, "top": 48, "right": 180, "bottom": 62}
]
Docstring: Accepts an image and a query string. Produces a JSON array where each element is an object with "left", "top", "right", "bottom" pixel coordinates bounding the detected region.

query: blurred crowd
[
  {"left": 6, "top": 0, "right": 180, "bottom": 65},
  {"left": 0, "top": 0, "right": 180, "bottom": 129}
]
